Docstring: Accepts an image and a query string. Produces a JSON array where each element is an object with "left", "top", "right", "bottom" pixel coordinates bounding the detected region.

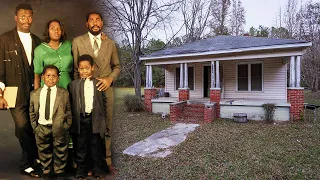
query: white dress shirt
[
  {"left": 0, "top": 83, "right": 4, "bottom": 91},
  {"left": 0, "top": 31, "right": 33, "bottom": 91},
  {"left": 84, "top": 78, "right": 94, "bottom": 113},
  {"left": 17, "top": 31, "right": 32, "bottom": 65},
  {"left": 38, "top": 85, "right": 57, "bottom": 125},
  {"left": 88, "top": 32, "right": 101, "bottom": 49}
]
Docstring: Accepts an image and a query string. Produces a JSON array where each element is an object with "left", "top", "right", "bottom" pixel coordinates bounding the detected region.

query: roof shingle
[{"left": 142, "top": 35, "right": 309, "bottom": 58}]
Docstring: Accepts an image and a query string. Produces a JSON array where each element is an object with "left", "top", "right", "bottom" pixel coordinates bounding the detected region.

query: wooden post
[
  {"left": 146, "top": 65, "right": 149, "bottom": 88},
  {"left": 184, "top": 63, "right": 188, "bottom": 88},
  {"left": 296, "top": 56, "right": 301, "bottom": 88},
  {"left": 180, "top": 63, "right": 184, "bottom": 88},
  {"left": 290, "top": 56, "right": 296, "bottom": 87},
  {"left": 216, "top": 61, "right": 220, "bottom": 88},
  {"left": 211, "top": 60, "right": 215, "bottom": 88}
]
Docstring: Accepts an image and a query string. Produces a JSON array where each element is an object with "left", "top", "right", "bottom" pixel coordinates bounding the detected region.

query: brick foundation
[
  {"left": 204, "top": 103, "right": 216, "bottom": 123},
  {"left": 210, "top": 89, "right": 221, "bottom": 118},
  {"left": 144, "top": 88, "right": 157, "bottom": 112},
  {"left": 179, "top": 89, "right": 190, "bottom": 101},
  {"left": 287, "top": 88, "right": 304, "bottom": 121},
  {"left": 170, "top": 101, "right": 186, "bottom": 122}
]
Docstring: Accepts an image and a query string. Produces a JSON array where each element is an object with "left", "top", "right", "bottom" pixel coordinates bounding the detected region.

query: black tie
[{"left": 45, "top": 87, "right": 51, "bottom": 120}]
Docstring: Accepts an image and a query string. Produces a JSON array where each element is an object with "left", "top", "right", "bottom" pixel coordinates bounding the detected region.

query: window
[
  {"left": 176, "top": 67, "right": 194, "bottom": 90},
  {"left": 251, "top": 64, "right": 262, "bottom": 91},
  {"left": 237, "top": 63, "right": 262, "bottom": 91}
]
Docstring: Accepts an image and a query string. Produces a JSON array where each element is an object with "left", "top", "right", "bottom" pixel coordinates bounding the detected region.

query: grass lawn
[{"left": 112, "top": 88, "right": 320, "bottom": 179}]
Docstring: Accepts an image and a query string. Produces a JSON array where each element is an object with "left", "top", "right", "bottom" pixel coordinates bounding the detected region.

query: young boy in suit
[
  {"left": 29, "top": 65, "right": 72, "bottom": 179},
  {"left": 69, "top": 54, "right": 106, "bottom": 179}
]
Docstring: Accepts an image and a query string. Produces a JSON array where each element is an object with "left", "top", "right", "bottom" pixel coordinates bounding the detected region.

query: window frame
[{"left": 236, "top": 62, "right": 263, "bottom": 92}]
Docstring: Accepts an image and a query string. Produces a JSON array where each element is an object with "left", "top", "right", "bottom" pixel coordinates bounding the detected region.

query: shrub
[
  {"left": 262, "top": 103, "right": 277, "bottom": 123},
  {"left": 123, "top": 94, "right": 144, "bottom": 112}
]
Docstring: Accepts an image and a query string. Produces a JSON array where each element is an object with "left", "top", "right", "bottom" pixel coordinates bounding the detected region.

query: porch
[
  {"left": 141, "top": 36, "right": 311, "bottom": 122},
  {"left": 151, "top": 97, "right": 290, "bottom": 121}
]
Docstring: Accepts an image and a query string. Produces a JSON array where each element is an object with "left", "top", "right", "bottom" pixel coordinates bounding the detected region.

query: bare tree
[
  {"left": 298, "top": 2, "right": 320, "bottom": 91},
  {"left": 229, "top": 0, "right": 245, "bottom": 36},
  {"left": 284, "top": 0, "right": 298, "bottom": 38},
  {"left": 210, "top": 0, "right": 231, "bottom": 35},
  {"left": 181, "top": 0, "right": 212, "bottom": 42},
  {"left": 97, "top": 0, "right": 181, "bottom": 97}
]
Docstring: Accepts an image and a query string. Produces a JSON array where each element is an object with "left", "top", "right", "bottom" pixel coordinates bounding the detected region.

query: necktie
[
  {"left": 93, "top": 37, "right": 99, "bottom": 57},
  {"left": 45, "top": 87, "right": 51, "bottom": 120}
]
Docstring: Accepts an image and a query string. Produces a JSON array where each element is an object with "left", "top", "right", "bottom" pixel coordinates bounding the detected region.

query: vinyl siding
[
  {"left": 165, "top": 63, "right": 203, "bottom": 98},
  {"left": 223, "top": 58, "right": 287, "bottom": 100}
]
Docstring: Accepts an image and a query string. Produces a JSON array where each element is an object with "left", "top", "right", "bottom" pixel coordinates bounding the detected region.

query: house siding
[
  {"left": 223, "top": 58, "right": 287, "bottom": 100},
  {"left": 165, "top": 63, "right": 203, "bottom": 98},
  {"left": 165, "top": 58, "right": 287, "bottom": 101}
]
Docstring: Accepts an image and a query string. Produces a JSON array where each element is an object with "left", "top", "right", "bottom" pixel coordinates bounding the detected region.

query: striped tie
[{"left": 93, "top": 37, "right": 99, "bottom": 57}]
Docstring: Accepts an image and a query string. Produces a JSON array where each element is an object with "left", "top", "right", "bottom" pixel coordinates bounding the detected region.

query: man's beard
[{"left": 88, "top": 26, "right": 102, "bottom": 36}]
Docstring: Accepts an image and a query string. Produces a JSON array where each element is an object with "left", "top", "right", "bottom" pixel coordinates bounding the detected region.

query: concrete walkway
[{"left": 123, "top": 123, "right": 199, "bottom": 158}]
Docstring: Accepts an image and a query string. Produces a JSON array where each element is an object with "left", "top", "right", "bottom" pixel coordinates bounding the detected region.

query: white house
[{"left": 141, "top": 36, "right": 312, "bottom": 122}]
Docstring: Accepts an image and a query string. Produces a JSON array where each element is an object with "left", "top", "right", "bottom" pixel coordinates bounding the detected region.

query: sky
[
  {"left": 242, "top": 0, "right": 320, "bottom": 31},
  {"left": 148, "top": 0, "right": 320, "bottom": 42}
]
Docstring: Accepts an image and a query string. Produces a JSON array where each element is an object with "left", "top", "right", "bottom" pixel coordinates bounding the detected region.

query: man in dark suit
[
  {"left": 0, "top": 3, "right": 41, "bottom": 177},
  {"left": 72, "top": 11, "right": 120, "bottom": 174}
]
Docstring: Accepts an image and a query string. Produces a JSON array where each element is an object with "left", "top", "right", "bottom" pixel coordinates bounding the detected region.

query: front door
[{"left": 203, "top": 65, "right": 223, "bottom": 98}]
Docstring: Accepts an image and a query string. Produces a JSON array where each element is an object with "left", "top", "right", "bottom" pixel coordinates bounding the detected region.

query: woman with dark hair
[{"left": 33, "top": 19, "right": 73, "bottom": 89}]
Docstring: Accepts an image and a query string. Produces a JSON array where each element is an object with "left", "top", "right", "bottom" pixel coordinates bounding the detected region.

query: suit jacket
[
  {"left": 72, "top": 33, "right": 121, "bottom": 81},
  {"left": 0, "top": 28, "right": 41, "bottom": 106},
  {"left": 29, "top": 87, "right": 72, "bottom": 137},
  {"left": 68, "top": 78, "right": 106, "bottom": 137}
]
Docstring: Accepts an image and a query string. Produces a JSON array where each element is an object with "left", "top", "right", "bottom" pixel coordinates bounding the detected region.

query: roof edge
[{"left": 140, "top": 42, "right": 312, "bottom": 61}]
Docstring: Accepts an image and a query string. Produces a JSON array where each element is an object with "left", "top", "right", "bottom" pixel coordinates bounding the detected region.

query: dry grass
[{"left": 111, "top": 88, "right": 320, "bottom": 180}]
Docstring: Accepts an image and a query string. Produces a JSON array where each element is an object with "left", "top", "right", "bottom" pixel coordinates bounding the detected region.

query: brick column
[
  {"left": 144, "top": 88, "right": 157, "bottom": 112},
  {"left": 210, "top": 88, "right": 221, "bottom": 118},
  {"left": 204, "top": 103, "right": 216, "bottom": 123},
  {"left": 170, "top": 102, "right": 186, "bottom": 122},
  {"left": 287, "top": 88, "right": 304, "bottom": 121},
  {"left": 179, "top": 88, "right": 190, "bottom": 101}
]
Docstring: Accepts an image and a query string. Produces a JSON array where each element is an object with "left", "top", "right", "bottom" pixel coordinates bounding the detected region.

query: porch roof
[{"left": 141, "top": 36, "right": 311, "bottom": 62}]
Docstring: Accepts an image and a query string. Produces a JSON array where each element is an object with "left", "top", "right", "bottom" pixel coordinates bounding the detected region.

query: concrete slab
[{"left": 123, "top": 123, "right": 199, "bottom": 158}]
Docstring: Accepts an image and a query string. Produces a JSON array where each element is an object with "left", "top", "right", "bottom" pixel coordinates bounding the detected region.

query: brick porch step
[{"left": 178, "top": 104, "right": 205, "bottom": 123}]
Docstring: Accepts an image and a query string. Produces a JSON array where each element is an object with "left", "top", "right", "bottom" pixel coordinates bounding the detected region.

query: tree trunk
[
  {"left": 134, "top": 58, "right": 142, "bottom": 98},
  {"left": 133, "top": 39, "right": 142, "bottom": 98}
]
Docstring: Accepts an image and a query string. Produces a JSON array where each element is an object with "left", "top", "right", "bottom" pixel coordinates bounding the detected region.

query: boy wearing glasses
[
  {"left": 29, "top": 65, "right": 72, "bottom": 179},
  {"left": 68, "top": 54, "right": 106, "bottom": 179}
]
